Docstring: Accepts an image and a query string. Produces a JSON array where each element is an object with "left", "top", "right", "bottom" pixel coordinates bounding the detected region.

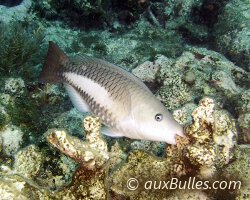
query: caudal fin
[{"left": 38, "top": 41, "right": 69, "bottom": 83}]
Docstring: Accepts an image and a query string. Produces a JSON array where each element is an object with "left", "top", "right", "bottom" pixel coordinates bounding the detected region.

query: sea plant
[{"left": 0, "top": 21, "right": 44, "bottom": 82}]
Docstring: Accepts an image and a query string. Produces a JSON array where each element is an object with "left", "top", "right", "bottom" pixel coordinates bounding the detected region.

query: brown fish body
[{"left": 39, "top": 42, "right": 184, "bottom": 144}]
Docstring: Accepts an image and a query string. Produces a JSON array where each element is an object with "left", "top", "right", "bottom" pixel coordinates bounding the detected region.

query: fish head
[{"left": 132, "top": 99, "right": 184, "bottom": 144}]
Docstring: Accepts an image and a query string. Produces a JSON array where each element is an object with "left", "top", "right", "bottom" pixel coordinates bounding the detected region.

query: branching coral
[
  {"left": 45, "top": 116, "right": 108, "bottom": 199},
  {"left": 184, "top": 97, "right": 237, "bottom": 175},
  {"left": 45, "top": 116, "right": 109, "bottom": 170}
]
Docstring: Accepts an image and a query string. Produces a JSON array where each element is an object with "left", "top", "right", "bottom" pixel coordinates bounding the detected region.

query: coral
[
  {"left": 155, "top": 54, "right": 198, "bottom": 110},
  {"left": 132, "top": 60, "right": 160, "bottom": 83},
  {"left": 32, "top": 0, "right": 148, "bottom": 29},
  {"left": 32, "top": 0, "right": 109, "bottom": 28},
  {"left": 0, "top": 106, "right": 8, "bottom": 130},
  {"left": 4, "top": 77, "right": 26, "bottom": 97},
  {"left": 0, "top": 124, "right": 23, "bottom": 156},
  {"left": 0, "top": 93, "right": 14, "bottom": 106},
  {"left": 55, "top": 167, "right": 106, "bottom": 200},
  {"left": 213, "top": 0, "right": 250, "bottom": 70},
  {"left": 4, "top": 93, "right": 41, "bottom": 138},
  {"left": 156, "top": 79, "right": 192, "bottom": 110},
  {"left": 42, "top": 24, "right": 80, "bottom": 53},
  {"left": 0, "top": 167, "right": 49, "bottom": 200},
  {"left": 107, "top": 141, "right": 127, "bottom": 171},
  {"left": 108, "top": 150, "right": 173, "bottom": 199},
  {"left": 237, "top": 113, "right": 250, "bottom": 144},
  {"left": 172, "top": 103, "right": 197, "bottom": 126},
  {"left": 13, "top": 145, "right": 43, "bottom": 179},
  {"left": 185, "top": 97, "right": 237, "bottom": 172},
  {"left": 184, "top": 70, "right": 196, "bottom": 84},
  {"left": 130, "top": 140, "right": 165, "bottom": 156},
  {"left": 221, "top": 145, "right": 250, "bottom": 200},
  {"left": 48, "top": 108, "right": 86, "bottom": 137},
  {"left": 211, "top": 70, "right": 241, "bottom": 97},
  {"left": 45, "top": 116, "right": 109, "bottom": 169},
  {"left": 0, "top": 0, "right": 32, "bottom": 23},
  {"left": 153, "top": 48, "right": 249, "bottom": 120},
  {"left": 45, "top": 116, "right": 108, "bottom": 199},
  {"left": 235, "top": 89, "right": 250, "bottom": 115},
  {"left": 0, "top": 100, "right": 244, "bottom": 199},
  {"left": 168, "top": 189, "right": 210, "bottom": 200}
]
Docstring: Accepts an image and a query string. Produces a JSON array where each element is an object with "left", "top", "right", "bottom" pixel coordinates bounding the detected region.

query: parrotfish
[{"left": 39, "top": 42, "right": 184, "bottom": 144}]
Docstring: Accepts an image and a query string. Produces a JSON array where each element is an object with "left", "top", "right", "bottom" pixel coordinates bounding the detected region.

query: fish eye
[{"left": 155, "top": 113, "right": 163, "bottom": 121}]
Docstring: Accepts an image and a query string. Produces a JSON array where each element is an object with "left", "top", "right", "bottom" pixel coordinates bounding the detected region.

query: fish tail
[{"left": 38, "top": 41, "right": 69, "bottom": 83}]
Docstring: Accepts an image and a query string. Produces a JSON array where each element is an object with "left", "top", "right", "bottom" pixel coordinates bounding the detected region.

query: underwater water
[{"left": 0, "top": 0, "right": 249, "bottom": 199}]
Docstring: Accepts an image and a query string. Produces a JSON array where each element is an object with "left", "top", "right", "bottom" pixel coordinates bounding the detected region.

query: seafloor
[{"left": 0, "top": 0, "right": 249, "bottom": 199}]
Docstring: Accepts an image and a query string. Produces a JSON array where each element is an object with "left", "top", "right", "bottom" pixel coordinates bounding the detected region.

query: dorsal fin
[{"left": 38, "top": 41, "right": 69, "bottom": 83}]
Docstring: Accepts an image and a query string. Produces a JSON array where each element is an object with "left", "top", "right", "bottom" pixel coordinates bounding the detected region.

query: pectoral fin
[
  {"left": 64, "top": 83, "right": 90, "bottom": 113},
  {"left": 101, "top": 126, "right": 123, "bottom": 138}
]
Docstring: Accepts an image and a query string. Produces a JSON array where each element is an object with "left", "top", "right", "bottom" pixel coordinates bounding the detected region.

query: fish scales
[
  {"left": 39, "top": 42, "right": 184, "bottom": 144},
  {"left": 63, "top": 66, "right": 127, "bottom": 130}
]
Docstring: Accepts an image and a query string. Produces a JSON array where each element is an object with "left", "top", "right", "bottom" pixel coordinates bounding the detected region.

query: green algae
[{"left": 0, "top": 21, "right": 44, "bottom": 82}]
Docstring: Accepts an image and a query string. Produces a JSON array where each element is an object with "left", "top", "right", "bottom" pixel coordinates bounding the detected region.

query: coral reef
[
  {"left": 0, "top": 172, "right": 49, "bottom": 200},
  {"left": 168, "top": 189, "right": 210, "bottom": 200},
  {"left": 213, "top": 0, "right": 250, "bottom": 70},
  {"left": 130, "top": 140, "right": 166, "bottom": 157},
  {"left": 4, "top": 78, "right": 26, "bottom": 97},
  {"left": 172, "top": 103, "right": 197, "bottom": 126},
  {"left": 45, "top": 116, "right": 109, "bottom": 169},
  {"left": 0, "top": 99, "right": 246, "bottom": 199},
  {"left": 45, "top": 116, "right": 108, "bottom": 199},
  {"left": 0, "top": 124, "right": 23, "bottom": 156},
  {"left": 220, "top": 145, "right": 250, "bottom": 200},
  {"left": 48, "top": 108, "right": 86, "bottom": 137},
  {"left": 32, "top": 0, "right": 148, "bottom": 29},
  {"left": 13, "top": 145, "right": 43, "bottom": 179},
  {"left": 185, "top": 97, "right": 237, "bottom": 172},
  {"left": 237, "top": 113, "right": 250, "bottom": 144},
  {"left": 0, "top": 1, "right": 248, "bottom": 199},
  {"left": 0, "top": 0, "right": 32, "bottom": 23},
  {"left": 132, "top": 60, "right": 160, "bottom": 84},
  {"left": 0, "top": 105, "right": 9, "bottom": 130}
]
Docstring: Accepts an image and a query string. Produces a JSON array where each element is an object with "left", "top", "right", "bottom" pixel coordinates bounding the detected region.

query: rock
[
  {"left": 4, "top": 78, "right": 26, "bottom": 97},
  {"left": 211, "top": 70, "right": 241, "bottom": 97},
  {"left": 130, "top": 140, "right": 165, "bottom": 156},
  {"left": 184, "top": 71, "right": 196, "bottom": 84},
  {"left": 0, "top": 0, "right": 32, "bottom": 23},
  {"left": 213, "top": 0, "right": 250, "bottom": 70},
  {"left": 132, "top": 60, "right": 160, "bottom": 83},
  {"left": 49, "top": 108, "right": 86, "bottom": 137},
  {"left": 13, "top": 145, "right": 43, "bottom": 179},
  {"left": 45, "top": 116, "right": 109, "bottom": 169},
  {"left": 237, "top": 113, "right": 250, "bottom": 144},
  {"left": 168, "top": 189, "right": 211, "bottom": 200},
  {"left": 173, "top": 103, "right": 197, "bottom": 126},
  {"left": 221, "top": 145, "right": 250, "bottom": 200},
  {"left": 0, "top": 125, "right": 23, "bottom": 156},
  {"left": 185, "top": 97, "right": 237, "bottom": 172}
]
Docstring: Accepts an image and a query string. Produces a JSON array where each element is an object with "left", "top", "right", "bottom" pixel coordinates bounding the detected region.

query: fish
[{"left": 39, "top": 41, "right": 184, "bottom": 144}]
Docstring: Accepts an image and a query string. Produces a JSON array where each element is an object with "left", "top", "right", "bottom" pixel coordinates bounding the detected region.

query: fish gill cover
[{"left": 0, "top": 0, "right": 249, "bottom": 199}]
